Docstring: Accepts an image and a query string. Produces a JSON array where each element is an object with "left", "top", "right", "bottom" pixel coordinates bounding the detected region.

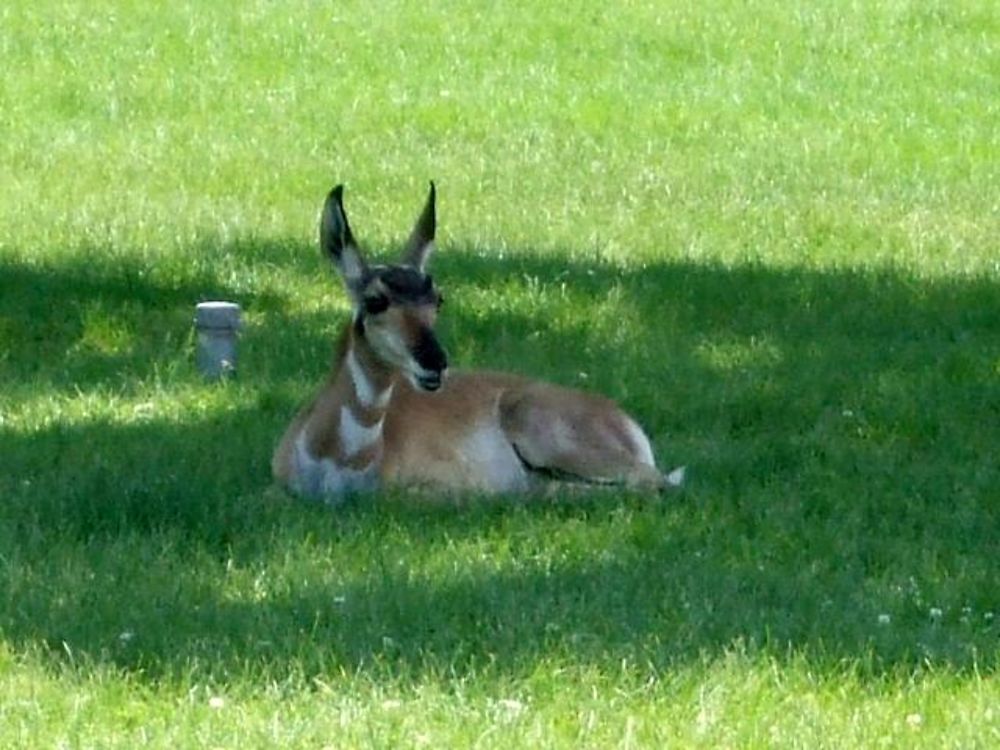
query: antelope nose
[
  {"left": 414, "top": 328, "right": 448, "bottom": 372},
  {"left": 417, "top": 369, "right": 444, "bottom": 391}
]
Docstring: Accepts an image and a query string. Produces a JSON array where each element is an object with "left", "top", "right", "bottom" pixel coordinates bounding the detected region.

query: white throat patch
[
  {"left": 346, "top": 348, "right": 392, "bottom": 408},
  {"left": 339, "top": 406, "right": 383, "bottom": 457}
]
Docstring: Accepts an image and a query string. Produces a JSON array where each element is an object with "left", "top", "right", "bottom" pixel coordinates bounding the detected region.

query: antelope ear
[
  {"left": 400, "top": 181, "right": 436, "bottom": 271},
  {"left": 320, "top": 185, "right": 367, "bottom": 294}
]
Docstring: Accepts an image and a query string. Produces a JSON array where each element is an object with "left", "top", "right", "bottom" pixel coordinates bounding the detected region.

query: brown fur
[
  {"left": 273, "top": 320, "right": 668, "bottom": 495},
  {"left": 272, "top": 183, "right": 681, "bottom": 500}
]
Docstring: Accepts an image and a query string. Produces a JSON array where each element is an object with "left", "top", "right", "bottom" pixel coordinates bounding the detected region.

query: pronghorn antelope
[{"left": 272, "top": 183, "right": 684, "bottom": 500}]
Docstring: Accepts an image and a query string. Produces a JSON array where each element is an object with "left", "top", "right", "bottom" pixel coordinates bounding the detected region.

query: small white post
[{"left": 194, "top": 301, "right": 242, "bottom": 380}]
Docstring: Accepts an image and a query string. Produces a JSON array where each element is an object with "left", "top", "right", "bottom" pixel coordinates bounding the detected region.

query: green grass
[{"left": 1, "top": 0, "right": 998, "bottom": 747}]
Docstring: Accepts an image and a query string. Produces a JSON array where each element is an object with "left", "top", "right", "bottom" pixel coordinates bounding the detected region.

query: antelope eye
[{"left": 363, "top": 294, "right": 390, "bottom": 315}]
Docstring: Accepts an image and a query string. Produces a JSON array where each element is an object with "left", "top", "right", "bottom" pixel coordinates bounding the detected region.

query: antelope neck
[
  {"left": 308, "top": 333, "right": 390, "bottom": 467},
  {"left": 344, "top": 333, "right": 395, "bottom": 412}
]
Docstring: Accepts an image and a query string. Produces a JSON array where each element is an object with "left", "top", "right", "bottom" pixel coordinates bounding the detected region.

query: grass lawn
[{"left": 1, "top": 0, "right": 998, "bottom": 747}]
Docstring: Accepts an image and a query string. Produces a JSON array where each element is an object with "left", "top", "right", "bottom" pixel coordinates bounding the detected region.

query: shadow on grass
[
  {"left": 0, "top": 247, "right": 289, "bottom": 393},
  {"left": 1, "top": 243, "right": 998, "bottom": 683}
]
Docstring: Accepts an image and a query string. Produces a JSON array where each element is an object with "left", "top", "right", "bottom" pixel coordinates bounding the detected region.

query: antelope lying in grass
[{"left": 272, "top": 183, "right": 684, "bottom": 501}]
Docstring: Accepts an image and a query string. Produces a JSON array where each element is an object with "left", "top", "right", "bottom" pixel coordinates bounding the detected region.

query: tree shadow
[
  {"left": 0, "top": 247, "right": 288, "bottom": 394},
  {"left": 1, "top": 242, "right": 998, "bottom": 684}
]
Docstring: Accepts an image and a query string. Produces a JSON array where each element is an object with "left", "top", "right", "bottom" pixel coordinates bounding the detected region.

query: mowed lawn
[{"left": 1, "top": 0, "right": 998, "bottom": 747}]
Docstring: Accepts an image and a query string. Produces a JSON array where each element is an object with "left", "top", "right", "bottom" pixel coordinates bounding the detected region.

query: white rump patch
[
  {"left": 339, "top": 406, "right": 383, "bottom": 457},
  {"left": 623, "top": 417, "right": 656, "bottom": 467},
  {"left": 664, "top": 466, "right": 686, "bottom": 488},
  {"left": 346, "top": 348, "right": 392, "bottom": 408}
]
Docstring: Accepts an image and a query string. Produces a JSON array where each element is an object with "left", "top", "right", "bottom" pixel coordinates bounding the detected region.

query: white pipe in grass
[{"left": 194, "top": 301, "right": 242, "bottom": 380}]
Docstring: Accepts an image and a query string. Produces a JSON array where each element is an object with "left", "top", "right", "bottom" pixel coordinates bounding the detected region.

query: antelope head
[{"left": 320, "top": 182, "right": 448, "bottom": 391}]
